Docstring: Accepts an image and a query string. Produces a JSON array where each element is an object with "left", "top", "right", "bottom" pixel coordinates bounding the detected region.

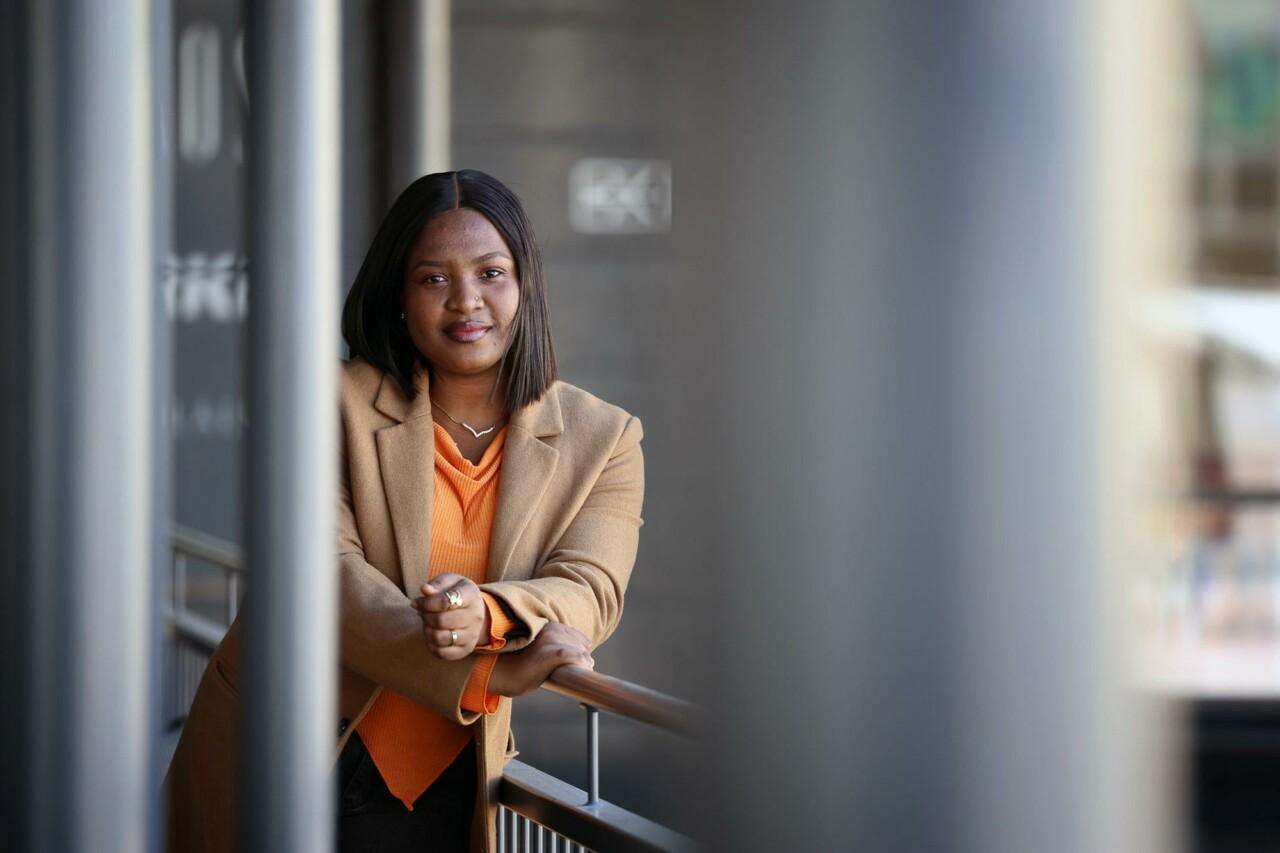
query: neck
[{"left": 427, "top": 367, "right": 507, "bottom": 424}]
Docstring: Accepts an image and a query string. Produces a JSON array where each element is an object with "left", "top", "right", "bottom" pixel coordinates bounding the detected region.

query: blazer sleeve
[
  {"left": 479, "top": 414, "right": 645, "bottom": 649},
  {"left": 337, "top": 422, "right": 482, "bottom": 726}
]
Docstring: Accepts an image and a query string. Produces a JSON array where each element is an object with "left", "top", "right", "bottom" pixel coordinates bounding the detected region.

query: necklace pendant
[{"left": 430, "top": 398, "right": 500, "bottom": 439}]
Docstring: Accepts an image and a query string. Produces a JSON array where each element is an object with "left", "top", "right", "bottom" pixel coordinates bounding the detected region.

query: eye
[
  {"left": 422, "top": 274, "right": 447, "bottom": 285},
  {"left": 480, "top": 268, "right": 505, "bottom": 280}
]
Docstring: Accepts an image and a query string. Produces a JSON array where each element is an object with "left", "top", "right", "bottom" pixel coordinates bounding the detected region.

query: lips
[{"left": 444, "top": 321, "right": 491, "bottom": 342}]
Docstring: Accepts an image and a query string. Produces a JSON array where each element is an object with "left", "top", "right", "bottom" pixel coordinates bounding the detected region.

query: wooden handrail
[{"left": 543, "top": 665, "right": 699, "bottom": 737}]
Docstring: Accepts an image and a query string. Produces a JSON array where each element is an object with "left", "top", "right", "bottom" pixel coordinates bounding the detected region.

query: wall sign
[{"left": 568, "top": 158, "right": 672, "bottom": 234}]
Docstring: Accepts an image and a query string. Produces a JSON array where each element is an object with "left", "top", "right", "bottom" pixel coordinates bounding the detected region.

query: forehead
[{"left": 408, "top": 208, "right": 512, "bottom": 260}]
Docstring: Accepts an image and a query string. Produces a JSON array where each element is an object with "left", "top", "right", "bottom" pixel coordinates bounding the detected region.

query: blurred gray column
[
  {"left": 243, "top": 3, "right": 341, "bottom": 853},
  {"left": 387, "top": 0, "right": 452, "bottom": 192},
  {"left": 71, "top": 1, "right": 158, "bottom": 850},
  {"left": 672, "top": 2, "right": 1171, "bottom": 851},
  {"left": 15, "top": 1, "right": 160, "bottom": 851}
]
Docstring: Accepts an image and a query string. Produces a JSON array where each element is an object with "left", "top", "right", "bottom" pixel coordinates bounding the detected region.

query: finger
[
  {"left": 428, "top": 626, "right": 476, "bottom": 650},
  {"left": 429, "top": 641, "right": 469, "bottom": 661},
  {"left": 420, "top": 576, "right": 472, "bottom": 612},
  {"left": 421, "top": 573, "right": 458, "bottom": 594},
  {"left": 562, "top": 625, "right": 592, "bottom": 648},
  {"left": 423, "top": 609, "right": 476, "bottom": 631},
  {"left": 421, "top": 590, "right": 455, "bottom": 613},
  {"left": 421, "top": 573, "right": 467, "bottom": 598},
  {"left": 553, "top": 643, "right": 592, "bottom": 663}
]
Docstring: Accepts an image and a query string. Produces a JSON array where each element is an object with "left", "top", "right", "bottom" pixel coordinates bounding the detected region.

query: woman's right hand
[{"left": 487, "top": 622, "right": 594, "bottom": 698}]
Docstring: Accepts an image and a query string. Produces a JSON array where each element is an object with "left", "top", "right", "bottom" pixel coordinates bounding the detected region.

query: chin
[{"left": 430, "top": 356, "right": 504, "bottom": 376}]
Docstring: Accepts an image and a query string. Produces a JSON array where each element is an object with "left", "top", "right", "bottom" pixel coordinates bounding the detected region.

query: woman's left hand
[{"left": 411, "top": 574, "right": 493, "bottom": 660}]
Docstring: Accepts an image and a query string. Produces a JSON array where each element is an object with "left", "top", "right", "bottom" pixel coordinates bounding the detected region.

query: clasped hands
[
  {"left": 411, "top": 573, "right": 493, "bottom": 660},
  {"left": 411, "top": 573, "right": 594, "bottom": 697}
]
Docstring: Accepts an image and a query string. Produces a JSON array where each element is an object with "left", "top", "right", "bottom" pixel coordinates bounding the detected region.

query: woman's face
[{"left": 401, "top": 208, "right": 521, "bottom": 385}]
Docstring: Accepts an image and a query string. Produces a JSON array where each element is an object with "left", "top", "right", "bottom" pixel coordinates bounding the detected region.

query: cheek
[
  {"left": 404, "top": 292, "right": 447, "bottom": 330},
  {"left": 492, "top": 286, "right": 521, "bottom": 329}
]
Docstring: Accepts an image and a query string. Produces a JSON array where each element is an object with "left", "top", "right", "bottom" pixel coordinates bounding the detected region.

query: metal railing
[{"left": 166, "top": 526, "right": 699, "bottom": 853}]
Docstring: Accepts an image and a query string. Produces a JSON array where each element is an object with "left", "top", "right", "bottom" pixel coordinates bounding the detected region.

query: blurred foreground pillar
[
  {"left": 0, "top": 1, "right": 159, "bottom": 851},
  {"left": 242, "top": 3, "right": 341, "bottom": 852},
  {"left": 672, "top": 2, "right": 1181, "bottom": 850}
]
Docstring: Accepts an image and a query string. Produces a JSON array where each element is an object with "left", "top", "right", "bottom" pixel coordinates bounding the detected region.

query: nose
[{"left": 443, "top": 276, "right": 482, "bottom": 313}]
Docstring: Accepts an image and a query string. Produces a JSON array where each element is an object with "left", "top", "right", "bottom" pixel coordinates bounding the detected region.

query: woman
[{"left": 165, "top": 170, "right": 646, "bottom": 852}]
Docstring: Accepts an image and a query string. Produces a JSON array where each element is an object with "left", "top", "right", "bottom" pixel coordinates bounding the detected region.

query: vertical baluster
[
  {"left": 583, "top": 704, "right": 600, "bottom": 806},
  {"left": 174, "top": 552, "right": 187, "bottom": 613},
  {"left": 227, "top": 569, "right": 239, "bottom": 623}
]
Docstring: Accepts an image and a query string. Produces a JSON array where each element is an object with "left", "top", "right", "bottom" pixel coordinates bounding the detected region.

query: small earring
[{"left": 400, "top": 313, "right": 405, "bottom": 319}]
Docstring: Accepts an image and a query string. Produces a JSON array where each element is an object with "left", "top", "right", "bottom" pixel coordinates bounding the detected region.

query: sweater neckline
[{"left": 432, "top": 419, "right": 508, "bottom": 477}]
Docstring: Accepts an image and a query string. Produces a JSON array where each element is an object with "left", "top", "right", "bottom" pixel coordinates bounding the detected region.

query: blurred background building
[{"left": 10, "top": 0, "right": 1280, "bottom": 851}]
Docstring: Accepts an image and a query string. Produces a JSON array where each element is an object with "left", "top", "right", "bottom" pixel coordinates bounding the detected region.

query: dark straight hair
[{"left": 341, "top": 169, "right": 558, "bottom": 413}]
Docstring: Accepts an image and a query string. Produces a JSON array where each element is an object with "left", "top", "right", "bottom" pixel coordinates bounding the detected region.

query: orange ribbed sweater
[{"left": 355, "top": 420, "right": 518, "bottom": 810}]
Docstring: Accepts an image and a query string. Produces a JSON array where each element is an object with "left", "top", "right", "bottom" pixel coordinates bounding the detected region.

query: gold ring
[
  {"left": 450, "top": 629, "right": 459, "bottom": 646},
  {"left": 445, "top": 589, "right": 464, "bottom": 610}
]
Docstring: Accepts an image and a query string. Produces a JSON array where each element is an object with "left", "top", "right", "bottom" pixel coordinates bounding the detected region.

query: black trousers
[{"left": 335, "top": 731, "right": 477, "bottom": 853}]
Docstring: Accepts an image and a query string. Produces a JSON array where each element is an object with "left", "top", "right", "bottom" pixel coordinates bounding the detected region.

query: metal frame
[{"left": 500, "top": 761, "right": 698, "bottom": 853}]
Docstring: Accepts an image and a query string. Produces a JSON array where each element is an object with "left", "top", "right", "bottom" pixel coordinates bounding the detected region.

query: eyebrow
[{"left": 411, "top": 251, "right": 512, "bottom": 270}]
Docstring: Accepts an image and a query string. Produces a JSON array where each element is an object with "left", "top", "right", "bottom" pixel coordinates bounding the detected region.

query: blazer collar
[
  {"left": 372, "top": 361, "right": 563, "bottom": 595},
  {"left": 372, "top": 361, "right": 563, "bottom": 438}
]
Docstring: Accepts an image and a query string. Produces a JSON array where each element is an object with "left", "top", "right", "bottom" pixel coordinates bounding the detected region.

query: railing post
[
  {"left": 173, "top": 553, "right": 187, "bottom": 613},
  {"left": 226, "top": 570, "right": 238, "bottom": 623},
  {"left": 583, "top": 703, "right": 600, "bottom": 807}
]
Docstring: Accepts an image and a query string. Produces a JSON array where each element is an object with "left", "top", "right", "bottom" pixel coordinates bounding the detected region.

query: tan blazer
[{"left": 165, "top": 356, "right": 645, "bottom": 852}]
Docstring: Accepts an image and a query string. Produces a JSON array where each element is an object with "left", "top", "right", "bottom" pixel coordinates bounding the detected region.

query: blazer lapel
[
  {"left": 487, "top": 384, "right": 564, "bottom": 582},
  {"left": 487, "top": 429, "right": 556, "bottom": 582},
  {"left": 377, "top": 418, "right": 435, "bottom": 597},
  {"left": 373, "top": 367, "right": 436, "bottom": 597}
]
